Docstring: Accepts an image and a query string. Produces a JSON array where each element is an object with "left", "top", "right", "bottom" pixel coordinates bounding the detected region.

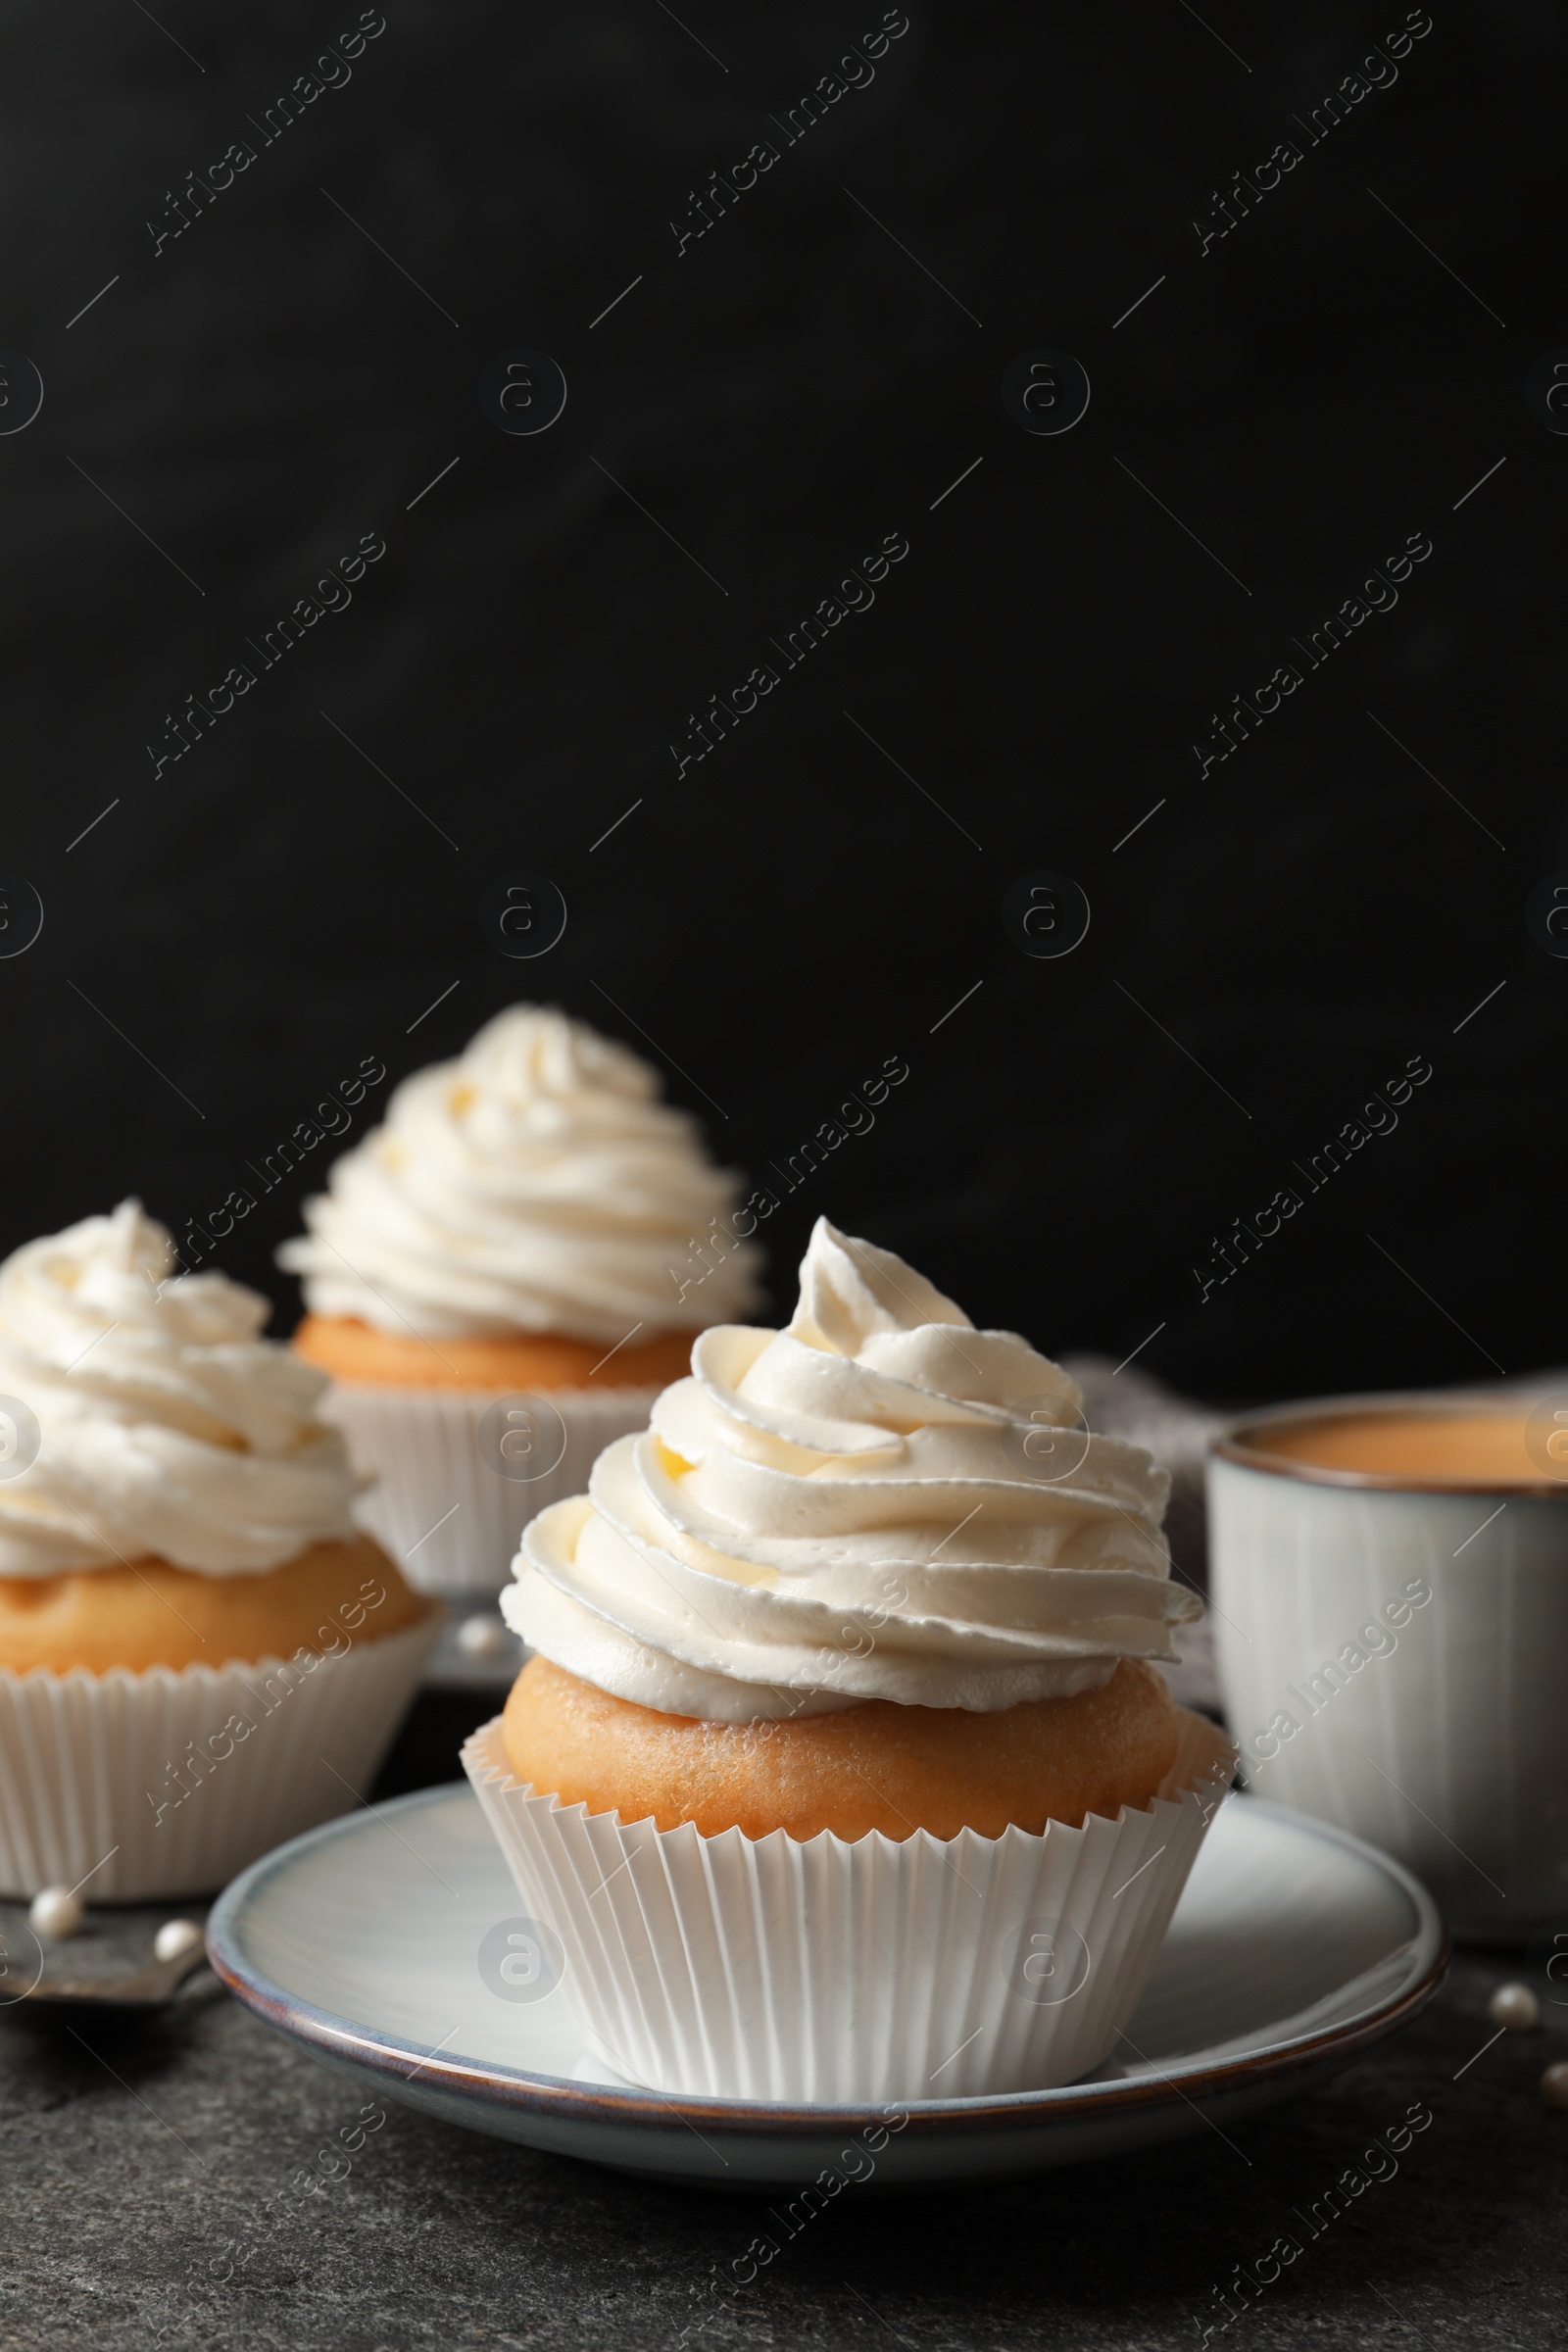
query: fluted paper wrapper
[
  {"left": 318, "top": 1381, "right": 661, "bottom": 1597},
  {"left": 463, "top": 1708, "right": 1235, "bottom": 2103},
  {"left": 0, "top": 1613, "right": 439, "bottom": 1901}
]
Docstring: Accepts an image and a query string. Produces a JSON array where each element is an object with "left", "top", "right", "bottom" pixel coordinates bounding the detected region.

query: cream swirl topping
[
  {"left": 504, "top": 1219, "right": 1199, "bottom": 1718},
  {"left": 0, "top": 1201, "right": 358, "bottom": 1577},
  {"left": 279, "top": 1005, "right": 761, "bottom": 1344}
]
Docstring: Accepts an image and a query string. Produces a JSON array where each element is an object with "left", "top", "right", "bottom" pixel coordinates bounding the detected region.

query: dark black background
[{"left": 2, "top": 0, "right": 1560, "bottom": 1405}]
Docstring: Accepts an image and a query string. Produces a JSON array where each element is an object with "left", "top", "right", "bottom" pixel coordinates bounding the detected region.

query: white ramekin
[{"left": 1208, "top": 1392, "right": 1568, "bottom": 1940}]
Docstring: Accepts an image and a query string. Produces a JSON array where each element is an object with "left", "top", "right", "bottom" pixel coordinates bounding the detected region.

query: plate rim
[{"left": 207, "top": 1784, "right": 1448, "bottom": 2140}]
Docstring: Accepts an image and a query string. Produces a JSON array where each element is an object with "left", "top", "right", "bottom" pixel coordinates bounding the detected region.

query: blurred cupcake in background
[
  {"left": 278, "top": 1004, "right": 763, "bottom": 1597},
  {"left": 0, "top": 1201, "right": 437, "bottom": 1900}
]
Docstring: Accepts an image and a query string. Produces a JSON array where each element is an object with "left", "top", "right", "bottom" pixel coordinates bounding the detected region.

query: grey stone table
[{"left": 3, "top": 1698, "right": 1564, "bottom": 2352}]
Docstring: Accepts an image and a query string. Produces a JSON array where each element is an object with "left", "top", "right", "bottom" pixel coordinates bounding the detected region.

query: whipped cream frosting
[
  {"left": 279, "top": 1005, "right": 761, "bottom": 1345},
  {"left": 504, "top": 1219, "right": 1200, "bottom": 1718},
  {"left": 0, "top": 1202, "right": 359, "bottom": 1578}
]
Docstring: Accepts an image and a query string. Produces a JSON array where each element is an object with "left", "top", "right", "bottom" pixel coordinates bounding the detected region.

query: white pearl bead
[
  {"left": 28, "top": 1886, "right": 84, "bottom": 1940},
  {"left": 1489, "top": 1983, "right": 1541, "bottom": 2032},
  {"left": 154, "top": 1918, "right": 203, "bottom": 1963},
  {"left": 457, "top": 1612, "right": 508, "bottom": 1658},
  {"left": 1541, "top": 2060, "right": 1568, "bottom": 2112}
]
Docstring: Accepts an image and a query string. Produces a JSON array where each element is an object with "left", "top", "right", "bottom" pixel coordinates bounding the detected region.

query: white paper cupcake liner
[
  {"left": 0, "top": 1611, "right": 440, "bottom": 1901},
  {"left": 462, "top": 1708, "right": 1235, "bottom": 2103},
  {"left": 318, "top": 1381, "right": 661, "bottom": 1598}
]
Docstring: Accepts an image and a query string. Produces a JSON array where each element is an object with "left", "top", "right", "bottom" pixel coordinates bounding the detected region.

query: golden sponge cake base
[
  {"left": 502, "top": 1653, "right": 1182, "bottom": 1841},
  {"left": 292, "top": 1313, "right": 696, "bottom": 1393},
  {"left": 0, "top": 1534, "right": 431, "bottom": 1676}
]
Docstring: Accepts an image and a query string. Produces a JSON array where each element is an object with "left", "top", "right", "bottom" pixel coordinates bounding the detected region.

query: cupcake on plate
[
  {"left": 0, "top": 1202, "right": 438, "bottom": 1900},
  {"left": 278, "top": 1005, "right": 762, "bottom": 1598},
  {"left": 464, "top": 1219, "right": 1234, "bottom": 2103}
]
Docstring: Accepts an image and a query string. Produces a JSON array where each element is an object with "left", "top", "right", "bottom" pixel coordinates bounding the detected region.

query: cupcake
[
  {"left": 0, "top": 1202, "right": 438, "bottom": 1900},
  {"left": 465, "top": 1219, "right": 1234, "bottom": 2103},
  {"left": 278, "top": 1005, "right": 762, "bottom": 1597}
]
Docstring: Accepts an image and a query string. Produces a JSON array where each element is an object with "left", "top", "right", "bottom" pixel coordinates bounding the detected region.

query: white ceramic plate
[{"left": 208, "top": 1787, "right": 1446, "bottom": 2189}]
